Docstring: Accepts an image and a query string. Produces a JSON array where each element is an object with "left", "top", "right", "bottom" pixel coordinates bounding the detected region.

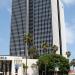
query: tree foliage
[
  {"left": 42, "top": 42, "right": 49, "bottom": 49},
  {"left": 70, "top": 59, "right": 75, "bottom": 67},
  {"left": 23, "top": 63, "right": 28, "bottom": 69},
  {"left": 38, "top": 53, "right": 70, "bottom": 72},
  {"left": 24, "top": 33, "right": 33, "bottom": 45},
  {"left": 66, "top": 51, "right": 71, "bottom": 58},
  {"left": 28, "top": 46, "right": 37, "bottom": 59},
  {"left": 24, "top": 33, "right": 37, "bottom": 58},
  {"left": 51, "top": 45, "right": 58, "bottom": 54},
  {"left": 41, "top": 42, "right": 49, "bottom": 54}
]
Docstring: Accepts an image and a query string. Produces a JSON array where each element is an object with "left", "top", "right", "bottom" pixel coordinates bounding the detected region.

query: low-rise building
[{"left": 0, "top": 56, "right": 38, "bottom": 75}]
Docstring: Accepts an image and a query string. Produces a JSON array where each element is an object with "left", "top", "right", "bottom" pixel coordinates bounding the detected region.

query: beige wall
[
  {"left": 0, "top": 56, "right": 38, "bottom": 75},
  {"left": 22, "top": 59, "right": 38, "bottom": 75}
]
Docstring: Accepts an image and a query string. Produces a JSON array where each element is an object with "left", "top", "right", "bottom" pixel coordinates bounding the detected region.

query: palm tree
[
  {"left": 23, "top": 33, "right": 33, "bottom": 75},
  {"left": 42, "top": 42, "right": 49, "bottom": 54},
  {"left": 28, "top": 46, "right": 36, "bottom": 59},
  {"left": 70, "top": 59, "right": 75, "bottom": 70},
  {"left": 24, "top": 33, "right": 33, "bottom": 46},
  {"left": 66, "top": 51, "right": 71, "bottom": 58},
  {"left": 23, "top": 63, "right": 28, "bottom": 75},
  {"left": 51, "top": 45, "right": 58, "bottom": 54},
  {"left": 41, "top": 42, "right": 49, "bottom": 75}
]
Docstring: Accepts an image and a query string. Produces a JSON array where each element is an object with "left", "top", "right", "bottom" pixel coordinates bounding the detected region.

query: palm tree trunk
[
  {"left": 45, "top": 64, "right": 46, "bottom": 75},
  {"left": 23, "top": 69, "right": 25, "bottom": 75},
  {"left": 25, "top": 43, "right": 28, "bottom": 75}
]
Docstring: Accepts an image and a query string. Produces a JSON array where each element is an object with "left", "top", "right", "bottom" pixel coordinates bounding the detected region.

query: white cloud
[
  {"left": 62, "top": 0, "right": 75, "bottom": 5},
  {"left": 65, "top": 22, "right": 75, "bottom": 45}
]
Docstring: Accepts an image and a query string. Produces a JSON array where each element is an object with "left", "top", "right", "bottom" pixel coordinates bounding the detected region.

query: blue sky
[{"left": 0, "top": 0, "right": 75, "bottom": 59}]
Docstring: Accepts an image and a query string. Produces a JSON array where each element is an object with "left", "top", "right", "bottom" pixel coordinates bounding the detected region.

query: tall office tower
[{"left": 10, "top": 0, "right": 67, "bottom": 57}]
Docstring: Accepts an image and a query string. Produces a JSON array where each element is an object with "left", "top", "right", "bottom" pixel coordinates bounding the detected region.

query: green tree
[
  {"left": 41, "top": 42, "right": 49, "bottom": 75},
  {"left": 51, "top": 45, "right": 58, "bottom": 54},
  {"left": 70, "top": 59, "right": 75, "bottom": 70},
  {"left": 66, "top": 51, "right": 71, "bottom": 58},
  {"left": 28, "top": 46, "right": 36, "bottom": 59},
  {"left": 42, "top": 42, "right": 49, "bottom": 54},
  {"left": 24, "top": 33, "right": 33, "bottom": 45},
  {"left": 23, "top": 33, "right": 33, "bottom": 75},
  {"left": 23, "top": 63, "right": 28, "bottom": 75},
  {"left": 38, "top": 54, "right": 70, "bottom": 75}
]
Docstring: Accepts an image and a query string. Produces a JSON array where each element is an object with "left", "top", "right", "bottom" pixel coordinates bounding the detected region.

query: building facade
[
  {"left": 0, "top": 56, "right": 38, "bottom": 75},
  {"left": 10, "top": 0, "right": 67, "bottom": 57}
]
